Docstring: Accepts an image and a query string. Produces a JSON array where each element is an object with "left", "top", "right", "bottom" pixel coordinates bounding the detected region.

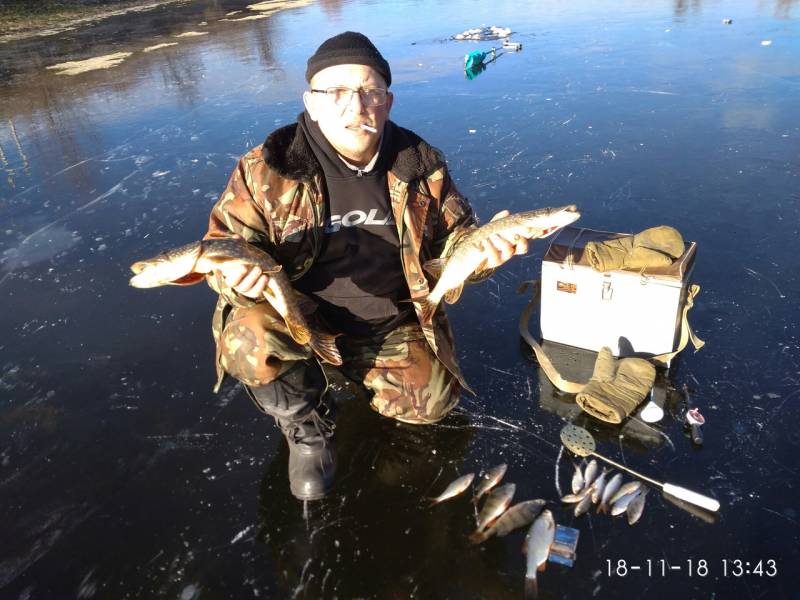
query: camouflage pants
[{"left": 217, "top": 302, "right": 461, "bottom": 424}]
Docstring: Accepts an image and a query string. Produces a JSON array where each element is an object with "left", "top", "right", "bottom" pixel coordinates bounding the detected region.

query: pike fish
[
  {"left": 524, "top": 509, "right": 555, "bottom": 600},
  {"left": 469, "top": 499, "right": 546, "bottom": 544},
  {"left": 475, "top": 483, "right": 517, "bottom": 532},
  {"left": 130, "top": 239, "right": 343, "bottom": 365},
  {"left": 418, "top": 205, "right": 581, "bottom": 323},
  {"left": 626, "top": 486, "right": 649, "bottom": 525},
  {"left": 427, "top": 472, "right": 475, "bottom": 506},
  {"left": 474, "top": 463, "right": 508, "bottom": 504}
]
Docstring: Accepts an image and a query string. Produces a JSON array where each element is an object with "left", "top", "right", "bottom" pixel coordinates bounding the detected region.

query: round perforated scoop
[
  {"left": 558, "top": 423, "right": 721, "bottom": 513},
  {"left": 560, "top": 424, "right": 595, "bottom": 457}
]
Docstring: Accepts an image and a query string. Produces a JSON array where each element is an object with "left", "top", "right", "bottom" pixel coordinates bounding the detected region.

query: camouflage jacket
[{"left": 205, "top": 120, "right": 489, "bottom": 392}]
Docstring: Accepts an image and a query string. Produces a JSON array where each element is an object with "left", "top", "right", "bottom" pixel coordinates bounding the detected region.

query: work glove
[
  {"left": 585, "top": 226, "right": 685, "bottom": 272},
  {"left": 575, "top": 347, "right": 656, "bottom": 424}
]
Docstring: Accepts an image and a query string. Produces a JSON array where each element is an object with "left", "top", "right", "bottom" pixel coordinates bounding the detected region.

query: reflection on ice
[
  {"left": 258, "top": 390, "right": 478, "bottom": 598},
  {"left": 0, "top": 224, "right": 81, "bottom": 277}
]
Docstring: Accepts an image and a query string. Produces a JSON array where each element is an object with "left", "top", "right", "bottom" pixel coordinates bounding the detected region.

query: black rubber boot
[
  {"left": 249, "top": 360, "right": 337, "bottom": 501},
  {"left": 277, "top": 406, "right": 336, "bottom": 501}
]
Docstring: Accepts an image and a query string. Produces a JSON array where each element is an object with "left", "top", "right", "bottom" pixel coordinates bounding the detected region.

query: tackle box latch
[{"left": 601, "top": 277, "right": 613, "bottom": 301}]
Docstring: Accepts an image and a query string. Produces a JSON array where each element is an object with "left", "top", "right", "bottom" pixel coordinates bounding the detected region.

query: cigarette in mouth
[{"left": 360, "top": 124, "right": 377, "bottom": 133}]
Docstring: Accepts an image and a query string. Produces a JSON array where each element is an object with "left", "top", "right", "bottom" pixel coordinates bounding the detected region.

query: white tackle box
[{"left": 540, "top": 226, "right": 697, "bottom": 360}]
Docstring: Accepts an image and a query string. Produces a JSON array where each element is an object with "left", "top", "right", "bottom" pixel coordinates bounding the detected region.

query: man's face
[{"left": 303, "top": 64, "right": 393, "bottom": 165}]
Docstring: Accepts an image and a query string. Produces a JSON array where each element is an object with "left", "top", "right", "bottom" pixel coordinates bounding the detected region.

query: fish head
[
  {"left": 513, "top": 204, "right": 581, "bottom": 240},
  {"left": 129, "top": 241, "right": 203, "bottom": 288},
  {"left": 531, "top": 204, "right": 581, "bottom": 238}
]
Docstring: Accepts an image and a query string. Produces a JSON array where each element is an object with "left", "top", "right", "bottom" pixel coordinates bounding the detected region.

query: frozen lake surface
[{"left": 0, "top": 0, "right": 798, "bottom": 597}]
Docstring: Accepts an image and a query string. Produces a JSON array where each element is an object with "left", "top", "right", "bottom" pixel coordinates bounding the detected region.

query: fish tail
[
  {"left": 308, "top": 331, "right": 342, "bottom": 366},
  {"left": 524, "top": 575, "right": 539, "bottom": 600},
  {"left": 284, "top": 316, "right": 312, "bottom": 345},
  {"left": 418, "top": 297, "right": 439, "bottom": 324},
  {"left": 461, "top": 379, "right": 476, "bottom": 397},
  {"left": 443, "top": 282, "right": 464, "bottom": 305}
]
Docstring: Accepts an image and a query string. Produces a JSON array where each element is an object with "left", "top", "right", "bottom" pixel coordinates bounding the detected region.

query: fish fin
[
  {"left": 443, "top": 282, "right": 464, "bottom": 304},
  {"left": 418, "top": 297, "right": 439, "bottom": 324},
  {"left": 461, "top": 379, "right": 476, "bottom": 396},
  {"left": 468, "top": 530, "right": 489, "bottom": 545},
  {"left": 308, "top": 331, "right": 342, "bottom": 366},
  {"left": 537, "top": 225, "right": 562, "bottom": 239},
  {"left": 422, "top": 258, "right": 446, "bottom": 279},
  {"left": 524, "top": 576, "right": 539, "bottom": 600},
  {"left": 168, "top": 273, "right": 206, "bottom": 286},
  {"left": 284, "top": 317, "right": 312, "bottom": 345},
  {"left": 425, "top": 496, "right": 447, "bottom": 508}
]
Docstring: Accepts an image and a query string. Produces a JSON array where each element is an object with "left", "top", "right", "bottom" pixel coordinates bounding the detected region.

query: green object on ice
[
  {"left": 464, "top": 50, "right": 488, "bottom": 70},
  {"left": 465, "top": 62, "right": 486, "bottom": 80},
  {"left": 464, "top": 48, "right": 499, "bottom": 80}
]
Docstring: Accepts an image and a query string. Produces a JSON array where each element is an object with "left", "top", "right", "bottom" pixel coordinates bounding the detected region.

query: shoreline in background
[
  {"left": 0, "top": 0, "right": 186, "bottom": 43},
  {"left": 0, "top": 0, "right": 313, "bottom": 84}
]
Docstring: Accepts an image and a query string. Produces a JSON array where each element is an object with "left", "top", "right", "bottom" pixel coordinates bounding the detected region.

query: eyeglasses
[{"left": 310, "top": 86, "right": 388, "bottom": 107}]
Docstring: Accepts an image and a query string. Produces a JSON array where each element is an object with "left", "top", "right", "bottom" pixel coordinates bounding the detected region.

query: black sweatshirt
[{"left": 294, "top": 113, "right": 413, "bottom": 337}]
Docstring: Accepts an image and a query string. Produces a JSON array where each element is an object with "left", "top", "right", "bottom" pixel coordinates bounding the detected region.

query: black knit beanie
[{"left": 306, "top": 31, "right": 392, "bottom": 87}]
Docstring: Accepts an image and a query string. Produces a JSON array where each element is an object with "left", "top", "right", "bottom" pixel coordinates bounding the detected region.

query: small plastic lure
[{"left": 686, "top": 408, "right": 705, "bottom": 425}]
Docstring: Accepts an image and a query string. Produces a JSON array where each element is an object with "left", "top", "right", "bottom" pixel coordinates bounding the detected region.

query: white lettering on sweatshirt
[{"left": 324, "top": 208, "right": 395, "bottom": 233}]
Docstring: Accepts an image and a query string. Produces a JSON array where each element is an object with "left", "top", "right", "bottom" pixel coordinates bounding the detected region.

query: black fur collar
[{"left": 262, "top": 120, "right": 444, "bottom": 184}]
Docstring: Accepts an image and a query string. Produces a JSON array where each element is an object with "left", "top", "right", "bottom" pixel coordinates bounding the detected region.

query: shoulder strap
[
  {"left": 517, "top": 280, "right": 585, "bottom": 393},
  {"left": 650, "top": 283, "right": 705, "bottom": 364}
]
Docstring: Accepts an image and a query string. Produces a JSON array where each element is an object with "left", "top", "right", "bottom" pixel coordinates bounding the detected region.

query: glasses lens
[
  {"left": 330, "top": 88, "right": 352, "bottom": 106},
  {"left": 363, "top": 88, "right": 386, "bottom": 106},
  {"left": 327, "top": 87, "right": 386, "bottom": 107}
]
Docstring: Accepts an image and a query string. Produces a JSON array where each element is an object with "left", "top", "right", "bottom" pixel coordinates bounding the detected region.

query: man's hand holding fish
[
  {"left": 216, "top": 262, "right": 270, "bottom": 300},
  {"left": 477, "top": 209, "right": 530, "bottom": 270}
]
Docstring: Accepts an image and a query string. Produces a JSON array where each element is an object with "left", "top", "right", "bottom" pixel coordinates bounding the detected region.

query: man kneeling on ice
[{"left": 205, "top": 32, "right": 531, "bottom": 501}]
